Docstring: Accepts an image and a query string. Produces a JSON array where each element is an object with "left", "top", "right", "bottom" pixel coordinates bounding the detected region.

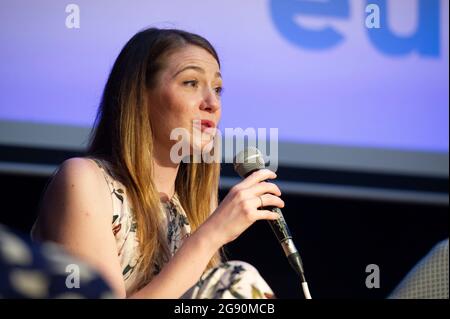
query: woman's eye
[
  {"left": 183, "top": 80, "right": 198, "bottom": 87},
  {"left": 215, "top": 86, "right": 223, "bottom": 96}
]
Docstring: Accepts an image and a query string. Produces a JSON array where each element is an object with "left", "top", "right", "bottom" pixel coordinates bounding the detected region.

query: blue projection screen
[{"left": 0, "top": 0, "right": 448, "bottom": 182}]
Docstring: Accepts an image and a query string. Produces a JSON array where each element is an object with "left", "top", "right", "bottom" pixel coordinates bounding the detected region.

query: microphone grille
[{"left": 233, "top": 147, "right": 266, "bottom": 178}]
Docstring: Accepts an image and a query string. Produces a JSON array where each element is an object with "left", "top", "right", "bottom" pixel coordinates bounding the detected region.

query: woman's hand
[{"left": 201, "top": 169, "right": 284, "bottom": 248}]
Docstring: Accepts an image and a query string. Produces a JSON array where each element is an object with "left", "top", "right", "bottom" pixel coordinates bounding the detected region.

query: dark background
[{"left": 0, "top": 147, "right": 448, "bottom": 299}]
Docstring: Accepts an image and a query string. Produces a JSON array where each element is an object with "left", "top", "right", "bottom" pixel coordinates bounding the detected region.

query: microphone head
[{"left": 233, "top": 147, "right": 266, "bottom": 178}]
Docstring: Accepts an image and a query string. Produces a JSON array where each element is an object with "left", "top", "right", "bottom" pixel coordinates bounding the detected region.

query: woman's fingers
[
  {"left": 251, "top": 181, "right": 281, "bottom": 197},
  {"left": 240, "top": 194, "right": 284, "bottom": 215},
  {"left": 253, "top": 193, "right": 285, "bottom": 209},
  {"left": 244, "top": 194, "right": 284, "bottom": 222},
  {"left": 254, "top": 210, "right": 280, "bottom": 221},
  {"left": 237, "top": 169, "right": 276, "bottom": 190},
  {"left": 211, "top": 172, "right": 285, "bottom": 246}
]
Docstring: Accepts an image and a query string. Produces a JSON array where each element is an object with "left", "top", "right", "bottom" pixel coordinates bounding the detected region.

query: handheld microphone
[{"left": 233, "top": 147, "right": 311, "bottom": 299}]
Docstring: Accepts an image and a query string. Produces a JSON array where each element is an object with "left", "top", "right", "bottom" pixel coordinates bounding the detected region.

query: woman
[{"left": 32, "top": 28, "right": 285, "bottom": 299}]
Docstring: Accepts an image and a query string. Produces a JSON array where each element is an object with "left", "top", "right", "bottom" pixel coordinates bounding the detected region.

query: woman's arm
[
  {"left": 35, "top": 158, "right": 283, "bottom": 298},
  {"left": 132, "top": 168, "right": 284, "bottom": 298},
  {"left": 33, "top": 158, "right": 127, "bottom": 297}
]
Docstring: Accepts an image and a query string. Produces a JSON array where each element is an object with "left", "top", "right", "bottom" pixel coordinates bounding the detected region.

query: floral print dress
[{"left": 92, "top": 158, "right": 275, "bottom": 299}]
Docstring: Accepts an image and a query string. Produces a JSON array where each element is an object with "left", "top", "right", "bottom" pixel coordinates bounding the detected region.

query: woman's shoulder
[
  {"left": 58, "top": 156, "right": 101, "bottom": 174},
  {"left": 31, "top": 157, "right": 115, "bottom": 242},
  {"left": 57, "top": 157, "right": 129, "bottom": 220},
  {"left": 57, "top": 157, "right": 114, "bottom": 183},
  {"left": 43, "top": 157, "right": 112, "bottom": 215},
  {"left": 46, "top": 158, "right": 101, "bottom": 191},
  {"left": 58, "top": 156, "right": 110, "bottom": 191}
]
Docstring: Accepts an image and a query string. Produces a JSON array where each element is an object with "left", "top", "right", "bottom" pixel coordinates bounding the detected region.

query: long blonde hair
[{"left": 87, "top": 28, "right": 222, "bottom": 288}]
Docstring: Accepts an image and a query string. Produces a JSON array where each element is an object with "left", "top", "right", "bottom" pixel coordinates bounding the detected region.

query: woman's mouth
[{"left": 200, "top": 119, "right": 215, "bottom": 132}]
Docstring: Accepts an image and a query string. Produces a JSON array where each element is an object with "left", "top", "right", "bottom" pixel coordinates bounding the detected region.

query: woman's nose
[{"left": 200, "top": 89, "right": 220, "bottom": 112}]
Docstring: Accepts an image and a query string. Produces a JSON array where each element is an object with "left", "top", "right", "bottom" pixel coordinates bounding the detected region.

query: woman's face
[{"left": 148, "top": 44, "right": 222, "bottom": 158}]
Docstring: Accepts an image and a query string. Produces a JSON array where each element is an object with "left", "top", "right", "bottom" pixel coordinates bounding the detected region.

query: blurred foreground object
[
  {"left": 0, "top": 224, "right": 114, "bottom": 299},
  {"left": 389, "top": 239, "right": 449, "bottom": 299}
]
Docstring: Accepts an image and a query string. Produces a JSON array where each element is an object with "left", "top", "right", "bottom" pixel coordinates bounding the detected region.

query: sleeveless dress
[{"left": 91, "top": 158, "right": 275, "bottom": 299}]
